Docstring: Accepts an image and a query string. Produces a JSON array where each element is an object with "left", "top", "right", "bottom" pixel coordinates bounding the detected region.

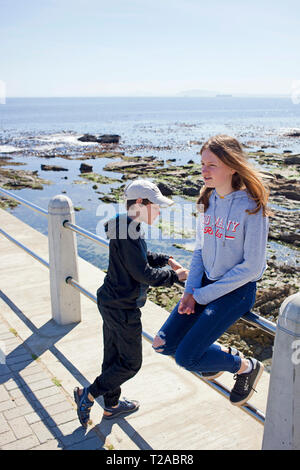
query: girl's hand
[
  {"left": 168, "top": 257, "right": 183, "bottom": 271},
  {"left": 178, "top": 292, "right": 195, "bottom": 315},
  {"left": 175, "top": 268, "right": 189, "bottom": 281}
]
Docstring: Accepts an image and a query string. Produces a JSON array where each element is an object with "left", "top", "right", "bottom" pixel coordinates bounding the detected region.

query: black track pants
[{"left": 88, "top": 302, "right": 143, "bottom": 407}]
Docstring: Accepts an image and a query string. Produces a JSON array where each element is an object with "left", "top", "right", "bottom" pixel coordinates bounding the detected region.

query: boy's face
[
  {"left": 130, "top": 199, "right": 160, "bottom": 225},
  {"left": 146, "top": 202, "right": 160, "bottom": 225}
]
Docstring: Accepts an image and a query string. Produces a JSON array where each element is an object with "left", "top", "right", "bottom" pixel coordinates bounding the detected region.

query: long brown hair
[{"left": 197, "top": 134, "right": 273, "bottom": 216}]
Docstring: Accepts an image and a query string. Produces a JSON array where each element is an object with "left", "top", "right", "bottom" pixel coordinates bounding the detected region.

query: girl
[{"left": 152, "top": 134, "right": 271, "bottom": 406}]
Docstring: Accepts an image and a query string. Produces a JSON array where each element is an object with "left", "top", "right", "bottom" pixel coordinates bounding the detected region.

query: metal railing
[
  {"left": 0, "top": 186, "right": 277, "bottom": 425},
  {"left": 0, "top": 187, "right": 48, "bottom": 217},
  {"left": 62, "top": 219, "right": 276, "bottom": 338}
]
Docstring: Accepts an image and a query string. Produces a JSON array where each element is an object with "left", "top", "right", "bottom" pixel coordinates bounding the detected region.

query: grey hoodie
[{"left": 185, "top": 189, "right": 269, "bottom": 305}]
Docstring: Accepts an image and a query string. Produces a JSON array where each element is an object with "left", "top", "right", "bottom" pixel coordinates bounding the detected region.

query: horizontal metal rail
[
  {"left": 63, "top": 217, "right": 276, "bottom": 338},
  {"left": 242, "top": 311, "right": 276, "bottom": 337},
  {"left": 63, "top": 221, "right": 109, "bottom": 249},
  {"left": 0, "top": 186, "right": 48, "bottom": 217},
  {"left": 66, "top": 275, "right": 265, "bottom": 424},
  {"left": 0, "top": 227, "right": 49, "bottom": 268}
]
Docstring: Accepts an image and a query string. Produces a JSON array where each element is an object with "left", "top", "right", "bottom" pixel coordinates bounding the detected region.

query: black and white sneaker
[
  {"left": 230, "top": 357, "right": 264, "bottom": 406},
  {"left": 202, "top": 346, "right": 243, "bottom": 380}
]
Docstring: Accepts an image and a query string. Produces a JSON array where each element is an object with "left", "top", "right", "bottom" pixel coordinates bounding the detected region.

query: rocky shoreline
[
  {"left": 0, "top": 167, "right": 51, "bottom": 209},
  {"left": 0, "top": 134, "right": 299, "bottom": 368}
]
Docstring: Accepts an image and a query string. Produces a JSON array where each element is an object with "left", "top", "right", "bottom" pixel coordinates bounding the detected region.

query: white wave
[
  {"left": 35, "top": 133, "right": 99, "bottom": 146},
  {"left": 0, "top": 145, "right": 21, "bottom": 153},
  {"left": 279, "top": 127, "right": 300, "bottom": 136},
  {"left": 32, "top": 143, "right": 58, "bottom": 152}
]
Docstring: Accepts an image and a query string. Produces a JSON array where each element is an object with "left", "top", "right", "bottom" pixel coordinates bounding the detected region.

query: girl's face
[{"left": 201, "top": 149, "right": 236, "bottom": 193}]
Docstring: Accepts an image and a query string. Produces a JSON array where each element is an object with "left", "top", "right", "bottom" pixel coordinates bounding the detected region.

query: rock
[
  {"left": 260, "top": 171, "right": 275, "bottom": 179},
  {"left": 0, "top": 168, "right": 51, "bottom": 190},
  {"left": 78, "top": 134, "right": 98, "bottom": 143},
  {"left": 0, "top": 197, "right": 20, "bottom": 210},
  {"left": 80, "top": 151, "right": 124, "bottom": 159},
  {"left": 269, "top": 209, "right": 300, "bottom": 246},
  {"left": 182, "top": 186, "right": 200, "bottom": 196},
  {"left": 98, "top": 134, "right": 121, "bottom": 144},
  {"left": 268, "top": 173, "right": 300, "bottom": 209},
  {"left": 104, "top": 160, "right": 153, "bottom": 172},
  {"left": 277, "top": 190, "right": 300, "bottom": 201},
  {"left": 284, "top": 129, "right": 300, "bottom": 137},
  {"left": 98, "top": 195, "right": 118, "bottom": 203},
  {"left": 79, "top": 172, "right": 121, "bottom": 184},
  {"left": 79, "top": 163, "right": 93, "bottom": 173},
  {"left": 283, "top": 154, "right": 300, "bottom": 165},
  {"left": 269, "top": 230, "right": 300, "bottom": 244},
  {"left": 37, "top": 153, "right": 72, "bottom": 160},
  {"left": 157, "top": 182, "right": 174, "bottom": 196},
  {"left": 41, "top": 164, "right": 68, "bottom": 171},
  {"left": 0, "top": 157, "right": 24, "bottom": 167}
]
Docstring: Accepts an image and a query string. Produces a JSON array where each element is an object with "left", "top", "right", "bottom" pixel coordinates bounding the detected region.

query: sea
[{"left": 0, "top": 96, "right": 300, "bottom": 270}]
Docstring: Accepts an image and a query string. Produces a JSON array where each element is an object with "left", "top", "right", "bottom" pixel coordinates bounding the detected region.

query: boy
[{"left": 74, "top": 179, "right": 188, "bottom": 426}]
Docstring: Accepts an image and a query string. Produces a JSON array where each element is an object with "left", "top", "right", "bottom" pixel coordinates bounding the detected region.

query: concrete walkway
[{"left": 0, "top": 208, "right": 270, "bottom": 450}]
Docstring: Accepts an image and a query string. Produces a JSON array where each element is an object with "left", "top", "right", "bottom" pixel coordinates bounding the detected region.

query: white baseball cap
[{"left": 124, "top": 179, "right": 174, "bottom": 207}]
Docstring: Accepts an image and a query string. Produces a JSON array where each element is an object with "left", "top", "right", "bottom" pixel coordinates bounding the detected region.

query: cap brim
[{"left": 151, "top": 194, "right": 174, "bottom": 207}]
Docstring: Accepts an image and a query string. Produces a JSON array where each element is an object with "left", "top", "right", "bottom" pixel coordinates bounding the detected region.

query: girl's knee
[
  {"left": 152, "top": 331, "right": 166, "bottom": 354},
  {"left": 152, "top": 330, "right": 175, "bottom": 356}
]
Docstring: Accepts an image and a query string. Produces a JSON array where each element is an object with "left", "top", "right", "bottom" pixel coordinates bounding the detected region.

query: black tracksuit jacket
[{"left": 97, "top": 214, "right": 179, "bottom": 309}]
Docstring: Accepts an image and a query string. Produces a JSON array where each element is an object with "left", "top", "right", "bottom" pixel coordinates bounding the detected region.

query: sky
[{"left": 1, "top": 0, "right": 300, "bottom": 97}]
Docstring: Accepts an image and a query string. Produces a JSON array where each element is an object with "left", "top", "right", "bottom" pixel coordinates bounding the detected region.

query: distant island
[
  {"left": 176, "top": 89, "right": 218, "bottom": 97},
  {"left": 176, "top": 89, "right": 289, "bottom": 98},
  {"left": 176, "top": 89, "right": 232, "bottom": 97}
]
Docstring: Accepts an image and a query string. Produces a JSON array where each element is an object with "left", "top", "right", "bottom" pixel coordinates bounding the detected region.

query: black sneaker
[
  {"left": 230, "top": 358, "right": 264, "bottom": 406},
  {"left": 103, "top": 398, "right": 140, "bottom": 420},
  {"left": 202, "top": 346, "right": 243, "bottom": 380}
]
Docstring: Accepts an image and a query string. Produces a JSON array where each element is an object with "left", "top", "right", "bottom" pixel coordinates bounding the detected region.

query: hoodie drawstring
[
  {"left": 212, "top": 190, "right": 234, "bottom": 248},
  {"left": 223, "top": 197, "right": 234, "bottom": 247}
]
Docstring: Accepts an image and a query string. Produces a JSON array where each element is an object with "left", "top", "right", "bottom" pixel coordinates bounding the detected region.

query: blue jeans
[{"left": 153, "top": 274, "right": 257, "bottom": 374}]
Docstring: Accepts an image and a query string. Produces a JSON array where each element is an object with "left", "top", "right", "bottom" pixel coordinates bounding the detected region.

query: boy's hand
[
  {"left": 168, "top": 257, "right": 183, "bottom": 271},
  {"left": 178, "top": 292, "right": 196, "bottom": 315},
  {"left": 175, "top": 268, "right": 189, "bottom": 281}
]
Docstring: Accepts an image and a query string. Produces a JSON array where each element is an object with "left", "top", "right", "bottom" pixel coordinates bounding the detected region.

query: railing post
[
  {"left": 262, "top": 292, "right": 300, "bottom": 450},
  {"left": 48, "top": 195, "right": 81, "bottom": 325}
]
